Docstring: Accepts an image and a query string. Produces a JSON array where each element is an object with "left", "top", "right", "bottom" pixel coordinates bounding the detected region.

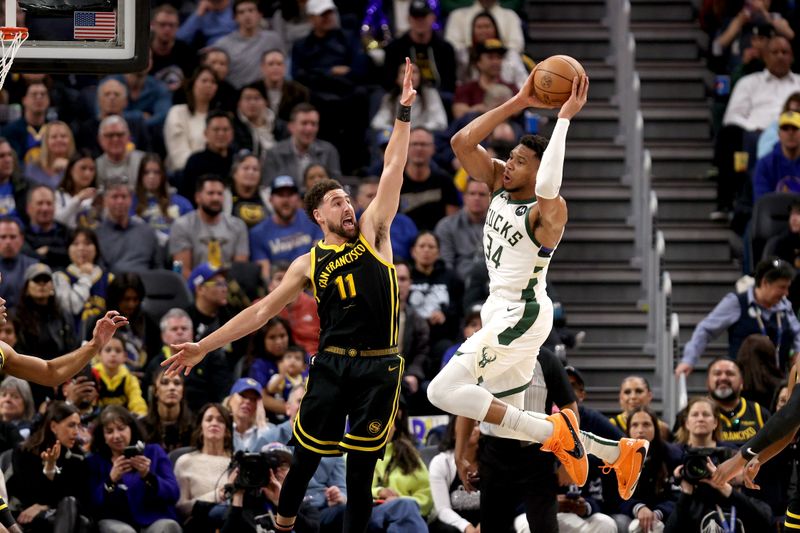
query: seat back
[
  {"left": 139, "top": 270, "right": 193, "bottom": 323},
  {"left": 750, "top": 192, "right": 800, "bottom": 270},
  {"left": 419, "top": 445, "right": 440, "bottom": 469},
  {"left": 168, "top": 446, "right": 196, "bottom": 466}
]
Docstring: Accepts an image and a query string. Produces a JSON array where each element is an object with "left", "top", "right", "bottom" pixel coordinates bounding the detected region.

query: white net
[{"left": 0, "top": 28, "right": 27, "bottom": 92}]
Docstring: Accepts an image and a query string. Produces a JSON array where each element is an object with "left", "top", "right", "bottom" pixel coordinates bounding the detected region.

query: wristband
[
  {"left": 42, "top": 465, "right": 61, "bottom": 476},
  {"left": 741, "top": 447, "right": 758, "bottom": 461},
  {"left": 396, "top": 105, "right": 411, "bottom": 122}
]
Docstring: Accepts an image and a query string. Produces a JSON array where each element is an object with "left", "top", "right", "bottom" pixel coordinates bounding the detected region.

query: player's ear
[{"left": 313, "top": 208, "right": 323, "bottom": 226}]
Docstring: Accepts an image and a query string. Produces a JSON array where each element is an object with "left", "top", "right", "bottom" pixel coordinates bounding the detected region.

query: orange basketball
[{"left": 532, "top": 55, "right": 585, "bottom": 106}]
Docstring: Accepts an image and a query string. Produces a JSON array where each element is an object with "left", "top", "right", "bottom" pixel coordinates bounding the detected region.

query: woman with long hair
[
  {"left": 369, "top": 404, "right": 431, "bottom": 530},
  {"left": 53, "top": 228, "right": 113, "bottom": 336},
  {"left": 25, "top": 121, "right": 76, "bottom": 189},
  {"left": 244, "top": 317, "right": 293, "bottom": 421},
  {"left": 371, "top": 62, "right": 447, "bottom": 132},
  {"left": 9, "top": 401, "right": 91, "bottom": 532},
  {"left": 736, "top": 333, "right": 784, "bottom": 408},
  {"left": 620, "top": 407, "right": 681, "bottom": 533},
  {"left": 55, "top": 150, "right": 100, "bottom": 230},
  {"left": 223, "top": 153, "right": 269, "bottom": 229},
  {"left": 141, "top": 369, "right": 194, "bottom": 453},
  {"left": 87, "top": 405, "right": 181, "bottom": 533},
  {"left": 455, "top": 11, "right": 531, "bottom": 88},
  {"left": 174, "top": 403, "right": 234, "bottom": 531},
  {"left": 164, "top": 66, "right": 219, "bottom": 173},
  {"left": 16, "top": 263, "right": 77, "bottom": 406},
  {"left": 133, "top": 153, "right": 192, "bottom": 244}
]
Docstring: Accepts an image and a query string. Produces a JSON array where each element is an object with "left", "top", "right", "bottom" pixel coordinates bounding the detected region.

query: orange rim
[{"left": 0, "top": 27, "right": 28, "bottom": 41}]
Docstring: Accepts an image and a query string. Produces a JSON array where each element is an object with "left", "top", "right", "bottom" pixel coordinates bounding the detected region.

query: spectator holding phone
[
  {"left": 87, "top": 405, "right": 181, "bottom": 533},
  {"left": 9, "top": 401, "right": 91, "bottom": 532}
]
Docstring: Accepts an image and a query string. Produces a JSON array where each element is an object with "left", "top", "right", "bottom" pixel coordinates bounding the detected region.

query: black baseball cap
[
  {"left": 564, "top": 365, "right": 585, "bottom": 387},
  {"left": 409, "top": 0, "right": 433, "bottom": 17}
]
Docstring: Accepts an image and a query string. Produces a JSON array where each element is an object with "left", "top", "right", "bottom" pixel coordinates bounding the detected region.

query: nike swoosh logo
[
  {"left": 628, "top": 446, "right": 648, "bottom": 493},
  {"left": 388, "top": 365, "right": 399, "bottom": 372},
  {"left": 506, "top": 306, "right": 520, "bottom": 312},
  {"left": 561, "top": 412, "right": 585, "bottom": 459}
]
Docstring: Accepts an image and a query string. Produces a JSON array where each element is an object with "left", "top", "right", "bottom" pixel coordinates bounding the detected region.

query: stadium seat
[
  {"left": 419, "top": 445, "right": 439, "bottom": 468},
  {"left": 0, "top": 448, "right": 12, "bottom": 480},
  {"left": 168, "top": 446, "right": 196, "bottom": 466},
  {"left": 139, "top": 269, "right": 193, "bottom": 324},
  {"left": 750, "top": 192, "right": 800, "bottom": 271},
  {"left": 229, "top": 261, "right": 265, "bottom": 301}
]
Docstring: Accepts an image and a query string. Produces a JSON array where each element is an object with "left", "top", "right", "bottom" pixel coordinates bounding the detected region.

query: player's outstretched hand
[
  {"left": 711, "top": 453, "right": 747, "bottom": 486},
  {"left": 517, "top": 66, "right": 560, "bottom": 110},
  {"left": 91, "top": 311, "right": 129, "bottom": 349},
  {"left": 162, "top": 342, "right": 208, "bottom": 376},
  {"left": 400, "top": 57, "right": 417, "bottom": 107},
  {"left": 558, "top": 75, "right": 589, "bottom": 120}
]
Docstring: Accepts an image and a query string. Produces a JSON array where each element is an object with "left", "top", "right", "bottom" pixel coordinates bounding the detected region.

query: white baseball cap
[{"left": 306, "top": 0, "right": 337, "bottom": 16}]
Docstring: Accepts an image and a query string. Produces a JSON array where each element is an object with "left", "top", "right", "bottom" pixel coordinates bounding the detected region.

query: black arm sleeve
[{"left": 744, "top": 379, "right": 800, "bottom": 454}]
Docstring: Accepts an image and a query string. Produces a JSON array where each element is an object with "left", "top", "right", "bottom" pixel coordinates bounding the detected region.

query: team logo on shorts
[
  {"left": 478, "top": 347, "right": 497, "bottom": 368},
  {"left": 368, "top": 420, "right": 383, "bottom": 435},
  {"left": 515, "top": 206, "right": 527, "bottom": 216}
]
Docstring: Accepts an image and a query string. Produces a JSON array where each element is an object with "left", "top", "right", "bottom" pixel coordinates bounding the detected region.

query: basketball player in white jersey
[{"left": 427, "top": 72, "right": 649, "bottom": 500}]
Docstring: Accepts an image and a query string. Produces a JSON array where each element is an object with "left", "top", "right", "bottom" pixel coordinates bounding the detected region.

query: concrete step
[
  {"left": 557, "top": 222, "right": 635, "bottom": 262},
  {"left": 654, "top": 183, "right": 718, "bottom": 221},
  {"left": 527, "top": 22, "right": 610, "bottom": 61},
  {"left": 649, "top": 142, "right": 713, "bottom": 178},
  {"left": 527, "top": 0, "right": 606, "bottom": 22},
  {"left": 641, "top": 104, "right": 711, "bottom": 140},
  {"left": 631, "top": 0, "right": 696, "bottom": 22},
  {"left": 568, "top": 310, "right": 649, "bottom": 344},
  {"left": 631, "top": 22, "right": 706, "bottom": 61},
  {"left": 564, "top": 141, "right": 625, "bottom": 179},
  {"left": 550, "top": 266, "right": 644, "bottom": 305},
  {"left": 669, "top": 267, "right": 741, "bottom": 305},
  {"left": 561, "top": 182, "right": 631, "bottom": 222},
  {"left": 661, "top": 224, "right": 734, "bottom": 262},
  {"left": 572, "top": 62, "right": 709, "bottom": 102}
]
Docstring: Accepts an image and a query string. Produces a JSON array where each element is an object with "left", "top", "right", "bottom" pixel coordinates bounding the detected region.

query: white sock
[
  {"left": 580, "top": 431, "right": 621, "bottom": 464},
  {"left": 499, "top": 405, "right": 554, "bottom": 443}
]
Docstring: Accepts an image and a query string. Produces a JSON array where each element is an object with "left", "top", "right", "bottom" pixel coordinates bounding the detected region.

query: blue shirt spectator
[
  {"left": 176, "top": 2, "right": 237, "bottom": 47},
  {"left": 249, "top": 176, "right": 322, "bottom": 279},
  {"left": 110, "top": 74, "right": 172, "bottom": 130},
  {"left": 753, "top": 111, "right": 800, "bottom": 201}
]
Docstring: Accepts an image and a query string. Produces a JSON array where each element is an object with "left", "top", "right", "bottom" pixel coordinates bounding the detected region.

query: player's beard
[
  {"left": 328, "top": 219, "right": 358, "bottom": 240},
  {"left": 710, "top": 387, "right": 736, "bottom": 403}
]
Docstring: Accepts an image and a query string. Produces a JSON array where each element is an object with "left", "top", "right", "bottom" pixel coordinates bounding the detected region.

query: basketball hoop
[{"left": 0, "top": 27, "right": 28, "bottom": 91}]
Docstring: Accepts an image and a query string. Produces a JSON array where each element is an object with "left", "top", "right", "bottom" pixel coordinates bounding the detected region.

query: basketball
[{"left": 531, "top": 55, "right": 586, "bottom": 106}]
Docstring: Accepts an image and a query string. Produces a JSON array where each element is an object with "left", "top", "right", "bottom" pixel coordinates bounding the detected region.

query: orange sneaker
[
  {"left": 603, "top": 437, "right": 649, "bottom": 500},
  {"left": 541, "top": 409, "right": 588, "bottom": 486}
]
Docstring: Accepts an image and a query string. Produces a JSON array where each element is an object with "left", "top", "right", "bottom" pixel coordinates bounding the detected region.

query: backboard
[{"left": 3, "top": 0, "right": 148, "bottom": 74}]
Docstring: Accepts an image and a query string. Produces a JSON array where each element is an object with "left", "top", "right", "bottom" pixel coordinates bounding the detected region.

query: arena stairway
[{"left": 524, "top": 0, "right": 739, "bottom": 414}]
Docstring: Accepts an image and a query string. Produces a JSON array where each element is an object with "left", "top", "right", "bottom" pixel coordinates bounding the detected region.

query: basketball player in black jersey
[
  {"left": 162, "top": 58, "right": 417, "bottom": 533},
  {"left": 0, "top": 282, "right": 127, "bottom": 533}
]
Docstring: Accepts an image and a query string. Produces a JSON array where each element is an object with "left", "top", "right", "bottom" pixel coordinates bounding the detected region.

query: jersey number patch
[
  {"left": 334, "top": 273, "right": 357, "bottom": 299},
  {"left": 485, "top": 235, "right": 504, "bottom": 269}
]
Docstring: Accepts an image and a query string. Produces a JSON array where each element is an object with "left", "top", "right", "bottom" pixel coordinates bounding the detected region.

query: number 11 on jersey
[{"left": 334, "top": 273, "right": 357, "bottom": 299}]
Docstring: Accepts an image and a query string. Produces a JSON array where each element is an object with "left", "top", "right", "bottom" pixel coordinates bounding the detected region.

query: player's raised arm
[
  {"left": 3, "top": 311, "right": 128, "bottom": 387},
  {"left": 451, "top": 67, "right": 557, "bottom": 188},
  {"left": 534, "top": 75, "right": 588, "bottom": 228},
  {"left": 361, "top": 57, "right": 416, "bottom": 233},
  {"left": 162, "top": 253, "right": 311, "bottom": 376}
]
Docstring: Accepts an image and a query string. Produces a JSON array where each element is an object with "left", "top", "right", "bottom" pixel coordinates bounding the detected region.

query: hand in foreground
[
  {"left": 711, "top": 453, "right": 747, "bottom": 486},
  {"left": 17, "top": 504, "right": 48, "bottom": 525},
  {"left": 91, "top": 311, "right": 129, "bottom": 348},
  {"left": 674, "top": 362, "right": 693, "bottom": 377},
  {"left": 40, "top": 441, "right": 61, "bottom": 470},
  {"left": 456, "top": 457, "right": 479, "bottom": 493},
  {"left": 557, "top": 75, "right": 589, "bottom": 120},
  {"left": 742, "top": 456, "right": 762, "bottom": 489},
  {"left": 400, "top": 57, "right": 417, "bottom": 107},
  {"left": 517, "top": 66, "right": 560, "bottom": 110},
  {"left": 698, "top": 458, "right": 733, "bottom": 497},
  {"left": 161, "top": 342, "right": 207, "bottom": 376}
]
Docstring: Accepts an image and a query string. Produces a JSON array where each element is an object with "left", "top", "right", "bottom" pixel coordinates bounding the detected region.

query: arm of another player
[
  {"left": 534, "top": 76, "right": 589, "bottom": 228},
  {"left": 163, "top": 253, "right": 311, "bottom": 376},
  {"left": 361, "top": 58, "right": 416, "bottom": 240},
  {"left": 3, "top": 311, "right": 128, "bottom": 387},
  {"left": 451, "top": 68, "right": 558, "bottom": 189}
]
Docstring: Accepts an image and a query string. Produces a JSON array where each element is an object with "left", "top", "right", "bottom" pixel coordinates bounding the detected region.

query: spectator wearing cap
[
  {"left": 444, "top": 0, "right": 525, "bottom": 56},
  {"left": 94, "top": 115, "right": 145, "bottom": 189},
  {"left": 383, "top": 0, "right": 457, "bottom": 95},
  {"left": 758, "top": 92, "right": 800, "bottom": 160},
  {"left": 228, "top": 377, "right": 272, "bottom": 452},
  {"left": 169, "top": 174, "right": 249, "bottom": 279},
  {"left": 249, "top": 175, "right": 322, "bottom": 280},
  {"left": 15, "top": 263, "right": 77, "bottom": 406},
  {"left": 259, "top": 49, "right": 310, "bottom": 124},
  {"left": 179, "top": 110, "right": 236, "bottom": 201},
  {"left": 676, "top": 257, "right": 800, "bottom": 376},
  {"left": 371, "top": 61, "right": 448, "bottom": 133},
  {"left": 176, "top": 0, "right": 237, "bottom": 48},
  {"left": 232, "top": 82, "right": 277, "bottom": 162},
  {"left": 0, "top": 217, "right": 38, "bottom": 308},
  {"left": 565, "top": 366, "right": 626, "bottom": 440},
  {"left": 215, "top": 0, "right": 285, "bottom": 90},
  {"left": 261, "top": 103, "right": 341, "bottom": 186},
  {"left": 753, "top": 110, "right": 800, "bottom": 201},
  {"left": 23, "top": 185, "right": 70, "bottom": 269},
  {"left": 356, "top": 176, "right": 418, "bottom": 261},
  {"left": 434, "top": 178, "right": 491, "bottom": 283},
  {"left": 143, "top": 308, "right": 230, "bottom": 412},
  {"left": 95, "top": 176, "right": 160, "bottom": 273},
  {"left": 452, "top": 38, "right": 518, "bottom": 120}
]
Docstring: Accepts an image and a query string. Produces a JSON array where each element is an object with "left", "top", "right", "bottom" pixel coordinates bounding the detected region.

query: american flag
[{"left": 74, "top": 11, "right": 116, "bottom": 40}]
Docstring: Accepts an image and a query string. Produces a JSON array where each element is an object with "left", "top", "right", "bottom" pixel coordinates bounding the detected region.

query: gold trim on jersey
[
  {"left": 357, "top": 233, "right": 399, "bottom": 345},
  {"left": 342, "top": 356, "right": 404, "bottom": 446},
  {"left": 0, "top": 345, "right": 5, "bottom": 371},
  {"left": 317, "top": 240, "right": 350, "bottom": 253},
  {"left": 358, "top": 233, "right": 393, "bottom": 269},
  {"left": 310, "top": 247, "right": 318, "bottom": 302}
]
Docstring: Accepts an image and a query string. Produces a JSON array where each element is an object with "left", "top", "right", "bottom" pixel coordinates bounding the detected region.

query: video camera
[
  {"left": 682, "top": 447, "right": 733, "bottom": 484},
  {"left": 230, "top": 450, "right": 287, "bottom": 490}
]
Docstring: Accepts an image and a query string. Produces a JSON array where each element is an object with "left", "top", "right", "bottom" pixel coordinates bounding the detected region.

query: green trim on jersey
[
  {"left": 524, "top": 207, "right": 540, "bottom": 246},
  {"left": 492, "top": 381, "right": 531, "bottom": 399},
  {"left": 498, "top": 299, "right": 540, "bottom": 345},
  {"left": 492, "top": 187, "right": 506, "bottom": 198},
  {"left": 507, "top": 195, "right": 536, "bottom": 205}
]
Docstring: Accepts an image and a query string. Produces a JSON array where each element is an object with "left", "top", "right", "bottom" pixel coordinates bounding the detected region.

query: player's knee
[{"left": 427, "top": 372, "right": 448, "bottom": 408}]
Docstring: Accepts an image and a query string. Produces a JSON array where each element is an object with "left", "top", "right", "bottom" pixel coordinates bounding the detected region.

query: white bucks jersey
[{"left": 484, "top": 190, "right": 555, "bottom": 303}]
